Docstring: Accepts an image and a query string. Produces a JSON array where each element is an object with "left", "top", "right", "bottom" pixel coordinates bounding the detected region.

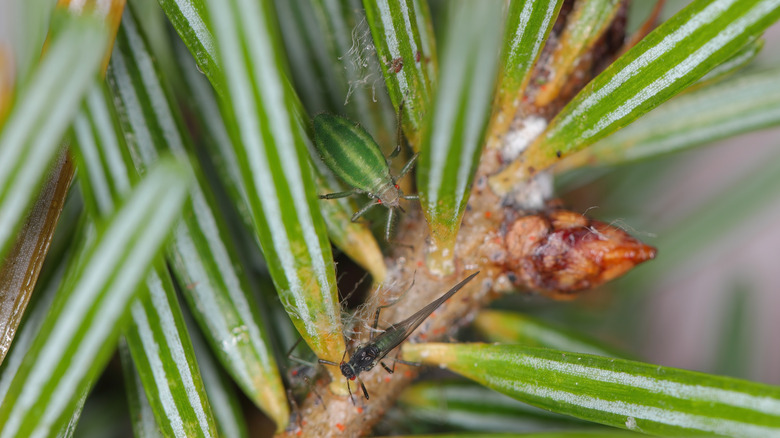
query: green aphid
[{"left": 313, "top": 108, "right": 418, "bottom": 241}]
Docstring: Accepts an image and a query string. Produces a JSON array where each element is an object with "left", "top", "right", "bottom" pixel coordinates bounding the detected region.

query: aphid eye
[
  {"left": 350, "top": 376, "right": 356, "bottom": 381},
  {"left": 377, "top": 199, "right": 382, "bottom": 204},
  {"left": 394, "top": 184, "right": 399, "bottom": 189}
]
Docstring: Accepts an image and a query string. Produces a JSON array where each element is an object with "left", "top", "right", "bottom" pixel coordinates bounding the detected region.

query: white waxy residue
[
  {"left": 502, "top": 116, "right": 547, "bottom": 162},
  {"left": 509, "top": 171, "right": 553, "bottom": 211}
]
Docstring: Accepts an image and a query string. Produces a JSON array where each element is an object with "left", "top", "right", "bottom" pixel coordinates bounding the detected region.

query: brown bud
[{"left": 504, "top": 209, "right": 656, "bottom": 297}]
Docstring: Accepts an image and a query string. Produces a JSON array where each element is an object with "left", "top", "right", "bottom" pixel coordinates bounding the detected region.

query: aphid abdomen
[
  {"left": 314, "top": 113, "right": 393, "bottom": 194},
  {"left": 372, "top": 325, "right": 405, "bottom": 357}
]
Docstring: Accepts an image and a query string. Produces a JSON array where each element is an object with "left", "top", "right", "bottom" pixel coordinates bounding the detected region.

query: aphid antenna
[
  {"left": 318, "top": 344, "right": 348, "bottom": 368},
  {"left": 286, "top": 345, "right": 318, "bottom": 369}
]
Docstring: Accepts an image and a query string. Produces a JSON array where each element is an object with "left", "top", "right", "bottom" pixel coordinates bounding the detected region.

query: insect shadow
[
  {"left": 319, "top": 271, "right": 480, "bottom": 404},
  {"left": 314, "top": 103, "right": 419, "bottom": 242}
]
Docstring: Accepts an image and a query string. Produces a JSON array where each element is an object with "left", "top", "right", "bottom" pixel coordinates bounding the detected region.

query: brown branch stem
[{"left": 277, "top": 158, "right": 514, "bottom": 437}]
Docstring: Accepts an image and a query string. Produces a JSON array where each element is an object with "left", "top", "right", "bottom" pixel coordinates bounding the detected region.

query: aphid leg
[
  {"left": 351, "top": 200, "right": 380, "bottom": 222},
  {"left": 369, "top": 301, "right": 385, "bottom": 342},
  {"left": 380, "top": 347, "right": 421, "bottom": 379},
  {"left": 381, "top": 350, "right": 419, "bottom": 375},
  {"left": 396, "top": 152, "right": 419, "bottom": 180},
  {"left": 389, "top": 101, "right": 405, "bottom": 159},
  {"left": 385, "top": 209, "right": 414, "bottom": 248},
  {"left": 391, "top": 357, "right": 421, "bottom": 367},
  {"left": 346, "top": 379, "right": 356, "bottom": 405},
  {"left": 320, "top": 189, "right": 358, "bottom": 199},
  {"left": 370, "top": 274, "right": 417, "bottom": 340},
  {"left": 396, "top": 184, "right": 418, "bottom": 202},
  {"left": 358, "top": 376, "right": 370, "bottom": 400},
  {"left": 384, "top": 208, "right": 395, "bottom": 242}
]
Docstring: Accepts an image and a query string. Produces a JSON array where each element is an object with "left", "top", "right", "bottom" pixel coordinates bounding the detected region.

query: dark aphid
[
  {"left": 320, "top": 271, "right": 480, "bottom": 402},
  {"left": 313, "top": 108, "right": 418, "bottom": 241}
]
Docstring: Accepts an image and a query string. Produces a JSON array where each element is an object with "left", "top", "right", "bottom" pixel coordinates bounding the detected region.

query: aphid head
[
  {"left": 340, "top": 362, "right": 356, "bottom": 380},
  {"left": 376, "top": 183, "right": 401, "bottom": 208}
]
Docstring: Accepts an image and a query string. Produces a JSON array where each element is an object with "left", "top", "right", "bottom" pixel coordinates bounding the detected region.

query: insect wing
[
  {"left": 372, "top": 272, "right": 480, "bottom": 360},
  {"left": 313, "top": 113, "right": 391, "bottom": 193}
]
